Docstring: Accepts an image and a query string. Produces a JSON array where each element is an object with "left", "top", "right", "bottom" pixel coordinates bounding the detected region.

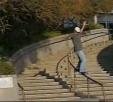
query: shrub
[
  {"left": 0, "top": 57, "right": 15, "bottom": 75},
  {"left": 87, "top": 23, "right": 104, "bottom": 30},
  {"left": 43, "top": 31, "right": 62, "bottom": 38}
]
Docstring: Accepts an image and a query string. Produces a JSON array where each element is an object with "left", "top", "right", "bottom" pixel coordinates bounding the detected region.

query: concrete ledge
[
  {"left": 0, "top": 75, "right": 19, "bottom": 101},
  {"left": 10, "top": 29, "right": 109, "bottom": 74}
]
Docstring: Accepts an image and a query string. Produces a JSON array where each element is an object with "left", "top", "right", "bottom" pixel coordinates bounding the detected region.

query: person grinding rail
[{"left": 71, "top": 21, "right": 87, "bottom": 74}]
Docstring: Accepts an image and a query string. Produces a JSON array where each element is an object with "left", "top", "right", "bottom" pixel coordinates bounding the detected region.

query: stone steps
[
  {"left": 24, "top": 97, "right": 80, "bottom": 101},
  {"left": 21, "top": 82, "right": 59, "bottom": 86},
  {"left": 77, "top": 83, "right": 113, "bottom": 88},
  {"left": 97, "top": 95, "right": 113, "bottom": 100},
  {"left": 82, "top": 91, "right": 113, "bottom": 96},
  {"left": 68, "top": 79, "right": 113, "bottom": 84},
  {"left": 24, "top": 93, "right": 74, "bottom": 99},
  {"left": 18, "top": 40, "right": 113, "bottom": 101},
  {"left": 23, "top": 89, "right": 70, "bottom": 94},
  {"left": 23, "top": 85, "right": 63, "bottom": 90},
  {"left": 78, "top": 87, "right": 113, "bottom": 92},
  {"left": 19, "top": 76, "right": 47, "bottom": 80},
  {"left": 73, "top": 77, "right": 110, "bottom": 81},
  {"left": 20, "top": 79, "right": 55, "bottom": 83}
]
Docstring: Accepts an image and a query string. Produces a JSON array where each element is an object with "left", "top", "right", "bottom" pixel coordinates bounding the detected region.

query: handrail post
[
  {"left": 18, "top": 83, "right": 25, "bottom": 101},
  {"left": 67, "top": 54, "right": 73, "bottom": 92},
  {"left": 102, "top": 85, "right": 105, "bottom": 101},
  {"left": 67, "top": 53, "right": 77, "bottom": 93},
  {"left": 87, "top": 78, "right": 90, "bottom": 98},
  {"left": 73, "top": 70, "right": 77, "bottom": 92},
  {"left": 67, "top": 54, "right": 71, "bottom": 76},
  {"left": 22, "top": 89, "right": 25, "bottom": 101}
]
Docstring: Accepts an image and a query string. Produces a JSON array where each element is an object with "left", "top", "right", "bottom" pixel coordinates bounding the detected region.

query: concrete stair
[
  {"left": 18, "top": 40, "right": 113, "bottom": 101},
  {"left": 41, "top": 40, "right": 113, "bottom": 101},
  {"left": 18, "top": 69, "right": 82, "bottom": 101}
]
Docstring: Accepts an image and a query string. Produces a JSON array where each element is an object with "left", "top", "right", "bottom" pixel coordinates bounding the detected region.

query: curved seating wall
[{"left": 10, "top": 29, "right": 109, "bottom": 74}]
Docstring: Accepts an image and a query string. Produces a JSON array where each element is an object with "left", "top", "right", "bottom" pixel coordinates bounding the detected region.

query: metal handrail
[
  {"left": 59, "top": 50, "right": 105, "bottom": 99},
  {"left": 69, "top": 59, "right": 103, "bottom": 86},
  {"left": 69, "top": 58, "right": 105, "bottom": 98},
  {"left": 13, "top": 30, "right": 109, "bottom": 101},
  {"left": 15, "top": 31, "right": 108, "bottom": 100},
  {"left": 56, "top": 34, "right": 108, "bottom": 100},
  {"left": 11, "top": 30, "right": 108, "bottom": 63},
  {"left": 56, "top": 33, "right": 108, "bottom": 76},
  {"left": 18, "top": 83, "right": 25, "bottom": 101}
]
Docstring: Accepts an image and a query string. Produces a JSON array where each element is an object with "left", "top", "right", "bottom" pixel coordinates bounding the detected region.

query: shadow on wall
[
  {"left": 12, "top": 38, "right": 58, "bottom": 74},
  {"left": 97, "top": 44, "right": 113, "bottom": 75}
]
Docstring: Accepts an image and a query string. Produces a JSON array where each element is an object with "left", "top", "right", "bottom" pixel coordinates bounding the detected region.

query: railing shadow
[{"left": 97, "top": 44, "right": 113, "bottom": 75}]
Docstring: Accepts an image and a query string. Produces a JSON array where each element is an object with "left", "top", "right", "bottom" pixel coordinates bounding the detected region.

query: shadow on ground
[{"left": 97, "top": 44, "right": 113, "bottom": 75}]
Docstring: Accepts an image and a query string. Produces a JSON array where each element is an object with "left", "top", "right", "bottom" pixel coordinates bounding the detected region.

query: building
[{"left": 94, "top": 12, "right": 113, "bottom": 34}]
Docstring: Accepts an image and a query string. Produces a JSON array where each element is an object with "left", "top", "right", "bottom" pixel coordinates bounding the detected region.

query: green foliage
[
  {"left": 0, "top": 16, "right": 11, "bottom": 34},
  {"left": 96, "top": 0, "right": 113, "bottom": 12},
  {"left": 43, "top": 31, "right": 61, "bottom": 38},
  {"left": 0, "top": 57, "right": 15, "bottom": 75},
  {"left": 0, "top": 0, "right": 113, "bottom": 57},
  {"left": 90, "top": 0, "right": 113, "bottom": 12},
  {"left": 87, "top": 23, "right": 104, "bottom": 30},
  {"left": 0, "top": 0, "right": 113, "bottom": 75}
]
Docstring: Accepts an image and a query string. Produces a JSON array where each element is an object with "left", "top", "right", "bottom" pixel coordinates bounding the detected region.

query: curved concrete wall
[{"left": 10, "top": 29, "right": 109, "bottom": 74}]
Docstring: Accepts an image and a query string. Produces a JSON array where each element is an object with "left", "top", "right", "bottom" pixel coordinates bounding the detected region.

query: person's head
[{"left": 74, "top": 27, "right": 81, "bottom": 33}]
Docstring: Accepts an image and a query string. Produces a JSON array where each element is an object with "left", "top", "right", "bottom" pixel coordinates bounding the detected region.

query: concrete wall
[
  {"left": 0, "top": 75, "right": 19, "bottom": 101},
  {"left": 10, "top": 29, "right": 109, "bottom": 74}
]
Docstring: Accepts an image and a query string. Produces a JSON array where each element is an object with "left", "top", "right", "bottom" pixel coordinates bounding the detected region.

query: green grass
[
  {"left": 43, "top": 31, "right": 62, "bottom": 38},
  {"left": 87, "top": 23, "right": 104, "bottom": 30},
  {"left": 0, "top": 57, "right": 15, "bottom": 75}
]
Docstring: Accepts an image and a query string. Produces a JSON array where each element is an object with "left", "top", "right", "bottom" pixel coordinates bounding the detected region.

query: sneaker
[
  {"left": 80, "top": 72, "right": 88, "bottom": 75},
  {"left": 74, "top": 68, "right": 79, "bottom": 72}
]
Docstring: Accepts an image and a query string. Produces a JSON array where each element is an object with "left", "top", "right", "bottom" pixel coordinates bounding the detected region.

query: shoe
[
  {"left": 80, "top": 72, "right": 88, "bottom": 75},
  {"left": 74, "top": 68, "right": 79, "bottom": 72}
]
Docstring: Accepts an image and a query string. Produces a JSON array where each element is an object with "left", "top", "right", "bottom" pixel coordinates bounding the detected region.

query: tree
[
  {"left": 90, "top": 0, "right": 113, "bottom": 13},
  {"left": 97, "top": 0, "right": 113, "bottom": 12}
]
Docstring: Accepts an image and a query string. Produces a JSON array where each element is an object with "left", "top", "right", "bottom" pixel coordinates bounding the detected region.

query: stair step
[
  {"left": 76, "top": 75, "right": 108, "bottom": 79},
  {"left": 77, "top": 83, "right": 113, "bottom": 88},
  {"left": 70, "top": 80, "right": 101, "bottom": 84},
  {"left": 24, "top": 69, "right": 40, "bottom": 73},
  {"left": 23, "top": 85, "right": 62, "bottom": 90},
  {"left": 56, "top": 75, "right": 109, "bottom": 81},
  {"left": 20, "top": 76, "right": 47, "bottom": 80},
  {"left": 23, "top": 89, "right": 70, "bottom": 94},
  {"left": 88, "top": 71, "right": 107, "bottom": 74},
  {"left": 78, "top": 87, "right": 113, "bottom": 92},
  {"left": 22, "top": 72, "right": 39, "bottom": 75},
  {"left": 81, "top": 69, "right": 103, "bottom": 72},
  {"left": 73, "top": 77, "right": 109, "bottom": 81},
  {"left": 20, "top": 79, "right": 55, "bottom": 83},
  {"left": 24, "top": 97, "right": 80, "bottom": 101},
  {"left": 21, "top": 82, "right": 59, "bottom": 86},
  {"left": 67, "top": 79, "right": 113, "bottom": 84},
  {"left": 89, "top": 74, "right": 109, "bottom": 77},
  {"left": 78, "top": 98, "right": 99, "bottom": 101},
  {"left": 97, "top": 95, "right": 113, "bottom": 100},
  {"left": 24, "top": 93, "right": 74, "bottom": 99},
  {"left": 20, "top": 74, "right": 37, "bottom": 77},
  {"left": 82, "top": 91, "right": 113, "bottom": 96},
  {"left": 19, "top": 74, "right": 43, "bottom": 78}
]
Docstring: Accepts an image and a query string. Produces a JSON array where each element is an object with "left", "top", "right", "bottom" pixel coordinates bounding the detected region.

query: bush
[
  {"left": 0, "top": 57, "right": 15, "bottom": 75},
  {"left": 87, "top": 23, "right": 104, "bottom": 30},
  {"left": 43, "top": 31, "right": 62, "bottom": 38}
]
